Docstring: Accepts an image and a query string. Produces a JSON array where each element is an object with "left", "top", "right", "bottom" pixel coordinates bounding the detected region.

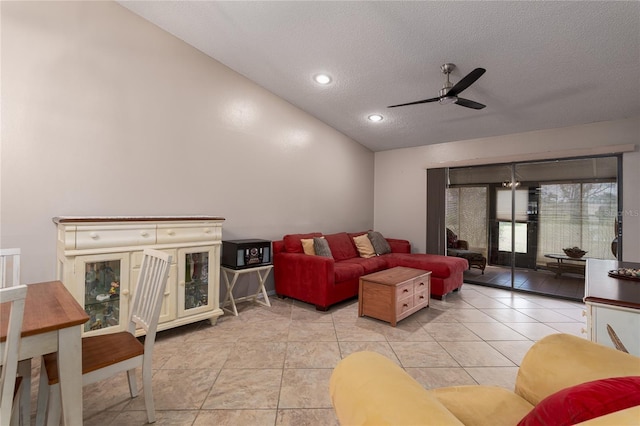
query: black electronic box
[{"left": 222, "top": 239, "right": 272, "bottom": 269}]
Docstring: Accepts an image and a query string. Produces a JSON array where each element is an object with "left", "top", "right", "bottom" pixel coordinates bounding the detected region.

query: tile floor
[{"left": 28, "top": 283, "right": 587, "bottom": 426}]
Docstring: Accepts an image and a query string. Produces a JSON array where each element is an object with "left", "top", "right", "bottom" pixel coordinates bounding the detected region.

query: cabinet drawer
[
  {"left": 413, "top": 276, "right": 429, "bottom": 293},
  {"left": 395, "top": 281, "right": 414, "bottom": 300},
  {"left": 414, "top": 290, "right": 428, "bottom": 307},
  {"left": 397, "top": 296, "right": 415, "bottom": 316},
  {"left": 76, "top": 225, "right": 156, "bottom": 250},
  {"left": 156, "top": 223, "right": 222, "bottom": 244}
]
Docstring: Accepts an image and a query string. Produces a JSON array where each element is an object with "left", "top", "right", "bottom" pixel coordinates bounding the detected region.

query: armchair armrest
[
  {"left": 273, "top": 252, "right": 334, "bottom": 302},
  {"left": 330, "top": 351, "right": 463, "bottom": 425}
]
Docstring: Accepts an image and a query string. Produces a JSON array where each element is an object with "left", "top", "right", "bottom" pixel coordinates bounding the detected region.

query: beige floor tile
[
  {"left": 550, "top": 307, "right": 587, "bottom": 321},
  {"left": 194, "top": 409, "right": 277, "bottom": 426},
  {"left": 546, "top": 322, "right": 588, "bottom": 337},
  {"left": 406, "top": 367, "right": 477, "bottom": 389},
  {"left": 278, "top": 368, "right": 334, "bottom": 409},
  {"left": 126, "top": 368, "right": 219, "bottom": 411},
  {"left": 487, "top": 340, "right": 536, "bottom": 365},
  {"left": 459, "top": 295, "right": 512, "bottom": 309},
  {"left": 202, "top": 368, "right": 282, "bottom": 409},
  {"left": 428, "top": 297, "right": 477, "bottom": 310},
  {"left": 492, "top": 297, "right": 546, "bottom": 309},
  {"left": 438, "top": 341, "right": 516, "bottom": 367},
  {"left": 291, "top": 302, "right": 334, "bottom": 322},
  {"left": 284, "top": 341, "right": 341, "bottom": 368},
  {"left": 503, "top": 322, "right": 562, "bottom": 341},
  {"left": 338, "top": 341, "right": 400, "bottom": 363},
  {"left": 514, "top": 308, "right": 581, "bottom": 323},
  {"left": 330, "top": 302, "right": 360, "bottom": 323},
  {"left": 161, "top": 342, "right": 232, "bottom": 369},
  {"left": 288, "top": 321, "right": 337, "bottom": 341},
  {"left": 334, "top": 322, "right": 387, "bottom": 341},
  {"left": 422, "top": 322, "right": 482, "bottom": 341},
  {"left": 479, "top": 308, "right": 539, "bottom": 323},
  {"left": 235, "top": 320, "right": 291, "bottom": 342},
  {"left": 465, "top": 366, "right": 520, "bottom": 390},
  {"left": 390, "top": 341, "right": 460, "bottom": 368},
  {"left": 276, "top": 408, "right": 339, "bottom": 426},
  {"left": 463, "top": 322, "right": 529, "bottom": 341},
  {"left": 376, "top": 318, "right": 436, "bottom": 342},
  {"left": 224, "top": 341, "right": 287, "bottom": 368},
  {"left": 109, "top": 409, "right": 198, "bottom": 425}
]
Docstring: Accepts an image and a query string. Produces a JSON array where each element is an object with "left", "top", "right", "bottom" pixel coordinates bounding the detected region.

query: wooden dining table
[{"left": 0, "top": 281, "right": 89, "bottom": 425}]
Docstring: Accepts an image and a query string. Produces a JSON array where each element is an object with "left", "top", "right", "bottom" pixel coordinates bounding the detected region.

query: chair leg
[
  {"left": 126, "top": 369, "right": 138, "bottom": 398},
  {"left": 142, "top": 364, "right": 155, "bottom": 423},
  {"left": 17, "top": 359, "right": 31, "bottom": 426},
  {"left": 35, "top": 360, "right": 50, "bottom": 426},
  {"left": 45, "top": 384, "right": 61, "bottom": 426}
]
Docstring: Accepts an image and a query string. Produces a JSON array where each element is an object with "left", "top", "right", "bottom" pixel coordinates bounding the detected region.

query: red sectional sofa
[{"left": 273, "top": 231, "right": 468, "bottom": 310}]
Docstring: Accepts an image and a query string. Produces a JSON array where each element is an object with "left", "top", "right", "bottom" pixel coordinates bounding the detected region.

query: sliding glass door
[{"left": 445, "top": 156, "right": 619, "bottom": 299}]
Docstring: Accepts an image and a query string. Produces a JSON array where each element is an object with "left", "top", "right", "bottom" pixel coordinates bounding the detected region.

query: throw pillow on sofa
[
  {"left": 314, "top": 237, "right": 333, "bottom": 258},
  {"left": 517, "top": 376, "right": 640, "bottom": 426},
  {"left": 353, "top": 234, "right": 376, "bottom": 258},
  {"left": 301, "top": 238, "right": 316, "bottom": 255},
  {"left": 368, "top": 231, "right": 391, "bottom": 255}
]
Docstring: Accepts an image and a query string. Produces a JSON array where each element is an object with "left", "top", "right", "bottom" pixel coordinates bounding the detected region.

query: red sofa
[{"left": 273, "top": 231, "right": 468, "bottom": 310}]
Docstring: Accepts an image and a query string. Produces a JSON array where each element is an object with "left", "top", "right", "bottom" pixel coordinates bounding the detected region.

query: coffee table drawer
[{"left": 396, "top": 281, "right": 414, "bottom": 300}]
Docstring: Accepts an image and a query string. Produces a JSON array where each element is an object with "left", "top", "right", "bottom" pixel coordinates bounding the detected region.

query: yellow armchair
[{"left": 329, "top": 334, "right": 640, "bottom": 426}]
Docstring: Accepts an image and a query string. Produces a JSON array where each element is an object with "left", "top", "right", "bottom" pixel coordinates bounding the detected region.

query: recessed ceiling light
[
  {"left": 368, "top": 114, "right": 384, "bottom": 122},
  {"left": 313, "top": 74, "right": 332, "bottom": 85}
]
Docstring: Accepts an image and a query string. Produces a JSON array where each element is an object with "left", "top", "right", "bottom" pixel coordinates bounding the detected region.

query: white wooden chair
[
  {"left": 36, "top": 248, "right": 171, "bottom": 425},
  {"left": 0, "top": 285, "right": 28, "bottom": 426},
  {"left": 0, "top": 248, "right": 30, "bottom": 426}
]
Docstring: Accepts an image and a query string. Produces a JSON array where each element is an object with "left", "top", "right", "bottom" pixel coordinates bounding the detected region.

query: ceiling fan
[{"left": 388, "top": 63, "right": 486, "bottom": 110}]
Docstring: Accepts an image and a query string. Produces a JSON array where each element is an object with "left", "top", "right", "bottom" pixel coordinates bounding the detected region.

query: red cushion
[
  {"left": 517, "top": 376, "right": 640, "bottom": 426},
  {"left": 324, "top": 232, "right": 358, "bottom": 261},
  {"left": 282, "top": 233, "right": 323, "bottom": 253}
]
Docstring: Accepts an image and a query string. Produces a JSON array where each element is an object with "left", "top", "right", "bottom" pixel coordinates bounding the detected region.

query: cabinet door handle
[
  {"left": 179, "top": 281, "right": 185, "bottom": 286},
  {"left": 89, "top": 232, "right": 99, "bottom": 239},
  {"left": 140, "top": 231, "right": 149, "bottom": 237},
  {"left": 122, "top": 289, "right": 130, "bottom": 296}
]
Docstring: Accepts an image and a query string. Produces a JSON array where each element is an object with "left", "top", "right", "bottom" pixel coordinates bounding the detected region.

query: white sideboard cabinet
[
  {"left": 54, "top": 216, "right": 225, "bottom": 337},
  {"left": 584, "top": 259, "right": 640, "bottom": 357}
]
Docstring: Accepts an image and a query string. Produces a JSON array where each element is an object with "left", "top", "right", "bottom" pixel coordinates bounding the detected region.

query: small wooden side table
[
  {"left": 358, "top": 266, "right": 431, "bottom": 326},
  {"left": 221, "top": 265, "right": 273, "bottom": 316}
]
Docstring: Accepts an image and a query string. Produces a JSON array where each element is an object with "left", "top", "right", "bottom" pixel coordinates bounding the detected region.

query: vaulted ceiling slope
[{"left": 119, "top": 1, "right": 640, "bottom": 152}]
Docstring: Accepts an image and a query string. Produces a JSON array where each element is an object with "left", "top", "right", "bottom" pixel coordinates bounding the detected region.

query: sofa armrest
[
  {"left": 273, "top": 252, "right": 334, "bottom": 298},
  {"left": 386, "top": 238, "right": 411, "bottom": 253},
  {"left": 515, "top": 333, "right": 640, "bottom": 406},
  {"left": 330, "top": 351, "right": 463, "bottom": 425}
]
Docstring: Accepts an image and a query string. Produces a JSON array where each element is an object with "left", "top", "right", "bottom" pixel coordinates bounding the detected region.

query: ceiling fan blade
[
  {"left": 446, "top": 68, "right": 486, "bottom": 98},
  {"left": 387, "top": 97, "right": 440, "bottom": 108},
  {"left": 455, "top": 98, "right": 486, "bottom": 110}
]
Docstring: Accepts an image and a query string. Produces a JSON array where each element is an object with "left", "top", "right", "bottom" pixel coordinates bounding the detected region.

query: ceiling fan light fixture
[{"left": 439, "top": 96, "right": 457, "bottom": 105}]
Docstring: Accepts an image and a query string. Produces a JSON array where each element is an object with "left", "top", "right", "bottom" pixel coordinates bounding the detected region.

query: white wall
[
  {"left": 0, "top": 1, "right": 374, "bottom": 285},
  {"left": 374, "top": 116, "right": 640, "bottom": 262}
]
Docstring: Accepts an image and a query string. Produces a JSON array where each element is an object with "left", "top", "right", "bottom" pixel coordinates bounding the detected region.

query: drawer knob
[
  {"left": 167, "top": 229, "right": 175, "bottom": 236},
  {"left": 122, "top": 289, "right": 130, "bottom": 296},
  {"left": 581, "top": 328, "right": 587, "bottom": 334},
  {"left": 418, "top": 295, "right": 424, "bottom": 300},
  {"left": 403, "top": 289, "right": 409, "bottom": 293},
  {"left": 179, "top": 281, "right": 185, "bottom": 286},
  {"left": 89, "top": 232, "right": 99, "bottom": 239},
  {"left": 403, "top": 303, "right": 409, "bottom": 308},
  {"left": 204, "top": 228, "right": 211, "bottom": 234},
  {"left": 418, "top": 282, "right": 424, "bottom": 286},
  {"left": 140, "top": 231, "right": 149, "bottom": 237}
]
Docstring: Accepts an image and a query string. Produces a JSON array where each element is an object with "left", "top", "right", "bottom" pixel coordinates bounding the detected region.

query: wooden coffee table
[{"left": 358, "top": 266, "right": 431, "bottom": 326}]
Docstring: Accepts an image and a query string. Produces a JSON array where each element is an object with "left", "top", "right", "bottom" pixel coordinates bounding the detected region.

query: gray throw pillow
[
  {"left": 314, "top": 237, "right": 333, "bottom": 258},
  {"left": 368, "top": 231, "right": 391, "bottom": 255}
]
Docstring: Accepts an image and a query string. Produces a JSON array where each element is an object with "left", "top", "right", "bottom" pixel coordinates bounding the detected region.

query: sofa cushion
[
  {"left": 333, "top": 262, "right": 365, "bottom": 282},
  {"left": 314, "top": 237, "right": 333, "bottom": 258},
  {"left": 353, "top": 234, "right": 376, "bottom": 258},
  {"left": 301, "top": 238, "right": 316, "bottom": 255},
  {"left": 368, "top": 231, "right": 391, "bottom": 255},
  {"left": 325, "top": 232, "right": 358, "bottom": 261},
  {"left": 283, "top": 232, "right": 323, "bottom": 253},
  {"left": 517, "top": 376, "right": 640, "bottom": 426},
  {"left": 341, "top": 257, "right": 388, "bottom": 274}
]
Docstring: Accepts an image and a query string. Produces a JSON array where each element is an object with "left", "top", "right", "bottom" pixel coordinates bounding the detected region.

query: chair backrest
[
  {"left": 0, "top": 284, "right": 28, "bottom": 421},
  {"left": 0, "top": 248, "right": 21, "bottom": 288},
  {"left": 127, "top": 249, "right": 171, "bottom": 342}
]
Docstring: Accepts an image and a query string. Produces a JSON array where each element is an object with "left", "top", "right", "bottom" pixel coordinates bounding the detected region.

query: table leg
[
  {"left": 56, "top": 325, "right": 83, "bottom": 425},
  {"left": 253, "top": 268, "right": 272, "bottom": 307},
  {"left": 221, "top": 270, "right": 239, "bottom": 316}
]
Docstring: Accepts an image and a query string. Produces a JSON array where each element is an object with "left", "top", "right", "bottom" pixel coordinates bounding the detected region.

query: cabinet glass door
[
  {"left": 76, "top": 253, "right": 130, "bottom": 335},
  {"left": 178, "top": 246, "right": 217, "bottom": 317}
]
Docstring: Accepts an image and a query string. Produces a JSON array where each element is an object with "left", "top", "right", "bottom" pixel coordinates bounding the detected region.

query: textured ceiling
[{"left": 118, "top": 1, "right": 640, "bottom": 152}]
